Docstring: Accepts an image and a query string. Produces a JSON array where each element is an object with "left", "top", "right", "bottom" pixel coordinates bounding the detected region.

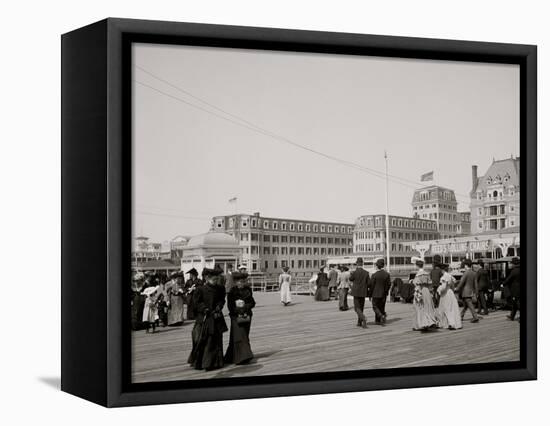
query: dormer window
[{"left": 486, "top": 176, "right": 493, "bottom": 185}]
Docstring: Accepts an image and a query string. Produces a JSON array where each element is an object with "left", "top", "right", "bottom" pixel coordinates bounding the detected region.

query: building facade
[
  {"left": 131, "top": 236, "right": 164, "bottom": 265},
  {"left": 353, "top": 214, "right": 439, "bottom": 266},
  {"left": 470, "top": 157, "right": 520, "bottom": 234},
  {"left": 180, "top": 232, "right": 242, "bottom": 278},
  {"left": 210, "top": 212, "right": 354, "bottom": 277},
  {"left": 411, "top": 185, "right": 465, "bottom": 239}
]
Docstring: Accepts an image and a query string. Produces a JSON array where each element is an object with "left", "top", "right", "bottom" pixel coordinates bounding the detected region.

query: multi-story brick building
[
  {"left": 411, "top": 185, "right": 465, "bottom": 239},
  {"left": 210, "top": 212, "right": 354, "bottom": 277},
  {"left": 353, "top": 214, "right": 439, "bottom": 266},
  {"left": 470, "top": 157, "right": 520, "bottom": 234}
]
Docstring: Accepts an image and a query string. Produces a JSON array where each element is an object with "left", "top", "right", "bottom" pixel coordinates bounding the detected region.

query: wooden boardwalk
[{"left": 131, "top": 293, "right": 520, "bottom": 383}]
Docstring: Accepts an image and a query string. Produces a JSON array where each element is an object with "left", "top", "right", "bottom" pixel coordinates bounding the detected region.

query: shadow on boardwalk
[{"left": 131, "top": 293, "right": 520, "bottom": 383}]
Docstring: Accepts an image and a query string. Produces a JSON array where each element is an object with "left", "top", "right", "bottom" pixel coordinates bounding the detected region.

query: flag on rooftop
[{"left": 420, "top": 171, "right": 434, "bottom": 182}]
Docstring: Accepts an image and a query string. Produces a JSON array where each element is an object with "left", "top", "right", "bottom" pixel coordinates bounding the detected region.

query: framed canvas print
[{"left": 61, "top": 18, "right": 537, "bottom": 407}]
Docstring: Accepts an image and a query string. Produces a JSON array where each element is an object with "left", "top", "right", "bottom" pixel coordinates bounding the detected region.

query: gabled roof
[{"left": 474, "top": 157, "right": 520, "bottom": 192}]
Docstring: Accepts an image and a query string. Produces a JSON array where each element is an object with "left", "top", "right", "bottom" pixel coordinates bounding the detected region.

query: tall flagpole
[{"left": 384, "top": 151, "right": 391, "bottom": 272}]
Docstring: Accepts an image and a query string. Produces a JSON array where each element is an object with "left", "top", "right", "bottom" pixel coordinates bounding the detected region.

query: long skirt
[
  {"left": 412, "top": 287, "right": 438, "bottom": 330},
  {"left": 186, "top": 293, "right": 196, "bottom": 320},
  {"left": 167, "top": 294, "right": 185, "bottom": 325},
  {"left": 142, "top": 303, "right": 158, "bottom": 323},
  {"left": 438, "top": 290, "right": 462, "bottom": 329},
  {"left": 314, "top": 285, "right": 330, "bottom": 301},
  {"left": 188, "top": 319, "right": 225, "bottom": 371},
  {"left": 280, "top": 282, "right": 292, "bottom": 304},
  {"left": 224, "top": 317, "right": 254, "bottom": 365}
]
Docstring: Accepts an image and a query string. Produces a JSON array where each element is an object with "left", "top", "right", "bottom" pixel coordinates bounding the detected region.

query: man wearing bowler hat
[
  {"left": 349, "top": 257, "right": 370, "bottom": 328},
  {"left": 369, "top": 258, "right": 391, "bottom": 325}
]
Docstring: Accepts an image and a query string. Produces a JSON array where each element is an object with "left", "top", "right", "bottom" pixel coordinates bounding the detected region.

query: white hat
[
  {"left": 141, "top": 285, "right": 159, "bottom": 296},
  {"left": 238, "top": 264, "right": 247, "bottom": 270}
]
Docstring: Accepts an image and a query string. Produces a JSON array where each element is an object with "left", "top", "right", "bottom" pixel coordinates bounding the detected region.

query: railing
[{"left": 248, "top": 276, "right": 315, "bottom": 295}]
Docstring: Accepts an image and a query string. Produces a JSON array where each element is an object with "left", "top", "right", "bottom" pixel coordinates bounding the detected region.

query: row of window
[
  {"left": 260, "top": 246, "right": 353, "bottom": 256},
  {"left": 474, "top": 187, "right": 517, "bottom": 201},
  {"left": 476, "top": 204, "right": 516, "bottom": 217},
  {"left": 413, "top": 203, "right": 457, "bottom": 212},
  {"left": 215, "top": 217, "right": 353, "bottom": 234},
  {"left": 357, "top": 216, "right": 437, "bottom": 230},
  {"left": 237, "top": 233, "right": 353, "bottom": 245},
  {"left": 416, "top": 190, "right": 455, "bottom": 202},
  {"left": 476, "top": 217, "right": 516, "bottom": 230}
]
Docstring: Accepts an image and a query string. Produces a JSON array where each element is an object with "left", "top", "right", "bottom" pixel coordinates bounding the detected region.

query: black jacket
[
  {"left": 350, "top": 267, "right": 369, "bottom": 298},
  {"left": 227, "top": 285, "right": 256, "bottom": 317},
  {"left": 475, "top": 268, "right": 490, "bottom": 291},
  {"left": 502, "top": 266, "right": 520, "bottom": 298},
  {"left": 369, "top": 270, "right": 391, "bottom": 298}
]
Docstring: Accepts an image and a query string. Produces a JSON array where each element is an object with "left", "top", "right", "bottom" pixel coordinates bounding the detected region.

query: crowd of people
[
  {"left": 307, "top": 254, "right": 521, "bottom": 331},
  {"left": 131, "top": 264, "right": 256, "bottom": 372},
  {"left": 131, "top": 254, "right": 521, "bottom": 372}
]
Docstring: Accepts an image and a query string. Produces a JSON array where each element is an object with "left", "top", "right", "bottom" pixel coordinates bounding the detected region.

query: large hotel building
[
  {"left": 470, "top": 157, "right": 520, "bottom": 233},
  {"left": 353, "top": 214, "right": 439, "bottom": 266},
  {"left": 210, "top": 212, "right": 354, "bottom": 277}
]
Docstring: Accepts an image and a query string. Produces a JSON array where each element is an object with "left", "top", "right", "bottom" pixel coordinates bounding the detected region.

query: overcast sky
[{"left": 132, "top": 42, "right": 519, "bottom": 243}]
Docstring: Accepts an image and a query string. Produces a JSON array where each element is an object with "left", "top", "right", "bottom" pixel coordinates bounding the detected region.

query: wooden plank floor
[{"left": 131, "top": 293, "right": 520, "bottom": 383}]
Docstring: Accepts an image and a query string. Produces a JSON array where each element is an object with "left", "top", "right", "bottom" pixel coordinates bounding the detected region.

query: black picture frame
[{"left": 61, "top": 18, "right": 537, "bottom": 407}]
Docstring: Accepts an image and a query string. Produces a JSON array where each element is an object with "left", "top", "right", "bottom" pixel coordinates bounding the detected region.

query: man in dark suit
[
  {"left": 455, "top": 258, "right": 479, "bottom": 323},
  {"left": 475, "top": 260, "right": 490, "bottom": 315},
  {"left": 369, "top": 258, "right": 391, "bottom": 325},
  {"left": 350, "top": 257, "right": 369, "bottom": 328},
  {"left": 502, "top": 257, "right": 520, "bottom": 321}
]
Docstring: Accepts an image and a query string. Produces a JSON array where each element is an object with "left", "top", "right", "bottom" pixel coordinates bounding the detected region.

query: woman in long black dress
[
  {"left": 224, "top": 272, "right": 256, "bottom": 365},
  {"left": 187, "top": 268, "right": 228, "bottom": 371}
]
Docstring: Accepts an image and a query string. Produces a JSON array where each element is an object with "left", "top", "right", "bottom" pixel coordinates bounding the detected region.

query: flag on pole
[
  {"left": 420, "top": 171, "right": 434, "bottom": 182},
  {"left": 228, "top": 197, "right": 237, "bottom": 203}
]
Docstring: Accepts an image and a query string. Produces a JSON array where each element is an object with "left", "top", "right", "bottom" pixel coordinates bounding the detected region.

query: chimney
[{"left": 471, "top": 165, "right": 478, "bottom": 191}]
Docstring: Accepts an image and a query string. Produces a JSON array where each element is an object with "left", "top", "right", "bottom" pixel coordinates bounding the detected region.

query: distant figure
[
  {"left": 437, "top": 264, "right": 462, "bottom": 330},
  {"left": 314, "top": 267, "right": 330, "bottom": 301},
  {"left": 167, "top": 271, "right": 185, "bottom": 326},
  {"left": 328, "top": 265, "right": 339, "bottom": 300},
  {"left": 224, "top": 272, "right": 256, "bottom": 365},
  {"left": 411, "top": 258, "right": 438, "bottom": 331},
  {"left": 187, "top": 268, "right": 228, "bottom": 371},
  {"left": 456, "top": 258, "right": 480, "bottom": 323},
  {"left": 390, "top": 277, "right": 403, "bottom": 303},
  {"left": 337, "top": 266, "right": 351, "bottom": 311},
  {"left": 184, "top": 268, "right": 202, "bottom": 320},
  {"left": 430, "top": 254, "right": 444, "bottom": 308},
  {"left": 369, "top": 258, "right": 391, "bottom": 325},
  {"left": 502, "top": 257, "right": 520, "bottom": 321},
  {"left": 350, "top": 258, "right": 370, "bottom": 328},
  {"left": 224, "top": 264, "right": 235, "bottom": 294},
  {"left": 279, "top": 266, "right": 292, "bottom": 306},
  {"left": 475, "top": 260, "right": 490, "bottom": 315}
]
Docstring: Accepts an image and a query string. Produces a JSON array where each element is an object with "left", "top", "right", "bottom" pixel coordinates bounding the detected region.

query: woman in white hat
[{"left": 279, "top": 266, "right": 292, "bottom": 306}]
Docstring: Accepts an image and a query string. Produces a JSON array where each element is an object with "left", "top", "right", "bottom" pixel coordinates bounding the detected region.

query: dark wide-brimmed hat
[
  {"left": 202, "top": 267, "right": 223, "bottom": 278},
  {"left": 356, "top": 257, "right": 364, "bottom": 266},
  {"left": 511, "top": 257, "right": 520, "bottom": 265},
  {"left": 170, "top": 271, "right": 184, "bottom": 279},
  {"left": 376, "top": 258, "right": 385, "bottom": 269},
  {"left": 186, "top": 268, "right": 198, "bottom": 276},
  {"left": 282, "top": 266, "right": 289, "bottom": 273},
  {"left": 462, "top": 258, "right": 472, "bottom": 267},
  {"left": 232, "top": 271, "right": 249, "bottom": 281}
]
